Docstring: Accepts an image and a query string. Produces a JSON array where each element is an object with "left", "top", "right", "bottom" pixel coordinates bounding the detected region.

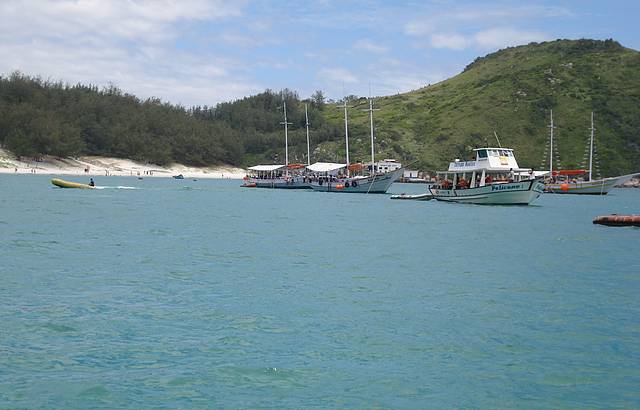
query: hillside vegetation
[
  {"left": 318, "top": 39, "right": 640, "bottom": 176},
  {"left": 1, "top": 39, "right": 639, "bottom": 176}
]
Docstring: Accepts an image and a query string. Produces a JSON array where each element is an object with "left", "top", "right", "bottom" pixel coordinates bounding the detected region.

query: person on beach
[{"left": 89, "top": 178, "right": 95, "bottom": 187}]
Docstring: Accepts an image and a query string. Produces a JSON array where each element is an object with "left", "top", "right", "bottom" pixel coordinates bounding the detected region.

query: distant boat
[
  {"left": 429, "top": 148, "right": 544, "bottom": 205},
  {"left": 243, "top": 101, "right": 311, "bottom": 189},
  {"left": 390, "top": 193, "right": 433, "bottom": 201},
  {"left": 173, "top": 174, "right": 184, "bottom": 179},
  {"left": 307, "top": 98, "right": 403, "bottom": 194},
  {"left": 307, "top": 162, "right": 403, "bottom": 193},
  {"left": 243, "top": 164, "right": 310, "bottom": 189},
  {"left": 543, "top": 111, "right": 639, "bottom": 194},
  {"left": 51, "top": 178, "right": 95, "bottom": 189}
]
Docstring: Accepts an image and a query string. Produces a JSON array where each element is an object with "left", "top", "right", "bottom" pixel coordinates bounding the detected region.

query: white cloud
[
  {"left": 430, "top": 33, "right": 471, "bottom": 50},
  {"left": 474, "top": 27, "right": 549, "bottom": 49},
  {"left": 0, "top": 0, "right": 255, "bottom": 106},
  {"left": 425, "top": 27, "right": 549, "bottom": 51},
  {"left": 354, "top": 39, "right": 389, "bottom": 54},
  {"left": 318, "top": 67, "right": 358, "bottom": 84},
  {"left": 404, "top": 5, "right": 563, "bottom": 50}
]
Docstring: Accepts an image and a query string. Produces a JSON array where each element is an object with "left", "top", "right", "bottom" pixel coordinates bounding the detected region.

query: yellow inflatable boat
[{"left": 51, "top": 178, "right": 95, "bottom": 189}]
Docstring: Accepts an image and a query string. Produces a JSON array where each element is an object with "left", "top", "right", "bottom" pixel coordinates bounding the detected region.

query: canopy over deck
[
  {"left": 248, "top": 164, "right": 286, "bottom": 172},
  {"left": 307, "top": 162, "right": 347, "bottom": 173}
]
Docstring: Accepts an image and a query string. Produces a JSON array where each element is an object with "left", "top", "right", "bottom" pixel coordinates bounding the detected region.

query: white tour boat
[
  {"left": 308, "top": 98, "right": 403, "bottom": 194},
  {"left": 429, "top": 148, "right": 544, "bottom": 205},
  {"left": 243, "top": 101, "right": 311, "bottom": 189},
  {"left": 307, "top": 162, "right": 403, "bottom": 193},
  {"left": 243, "top": 163, "right": 309, "bottom": 189}
]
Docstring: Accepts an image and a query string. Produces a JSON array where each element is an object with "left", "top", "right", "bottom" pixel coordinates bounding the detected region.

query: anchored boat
[
  {"left": 307, "top": 97, "right": 403, "bottom": 194},
  {"left": 243, "top": 163, "right": 310, "bottom": 189},
  {"left": 543, "top": 111, "right": 639, "bottom": 194},
  {"left": 307, "top": 162, "right": 403, "bottom": 193},
  {"left": 429, "top": 148, "right": 544, "bottom": 205},
  {"left": 243, "top": 101, "right": 312, "bottom": 190}
]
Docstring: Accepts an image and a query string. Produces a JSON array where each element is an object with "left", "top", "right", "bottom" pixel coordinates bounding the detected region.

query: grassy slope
[{"left": 316, "top": 39, "right": 640, "bottom": 176}]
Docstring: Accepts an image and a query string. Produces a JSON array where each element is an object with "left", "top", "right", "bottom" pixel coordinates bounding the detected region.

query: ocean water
[{"left": 1, "top": 174, "right": 639, "bottom": 409}]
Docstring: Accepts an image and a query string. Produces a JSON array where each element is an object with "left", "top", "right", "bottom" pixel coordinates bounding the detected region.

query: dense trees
[
  {"left": 0, "top": 73, "right": 337, "bottom": 167},
  {"left": 0, "top": 72, "right": 241, "bottom": 165}
]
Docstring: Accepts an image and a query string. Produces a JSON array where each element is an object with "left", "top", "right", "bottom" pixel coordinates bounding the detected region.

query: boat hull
[
  {"left": 544, "top": 173, "right": 638, "bottom": 195},
  {"left": 430, "top": 179, "right": 544, "bottom": 205},
  {"left": 51, "top": 178, "right": 95, "bottom": 189},
  {"left": 309, "top": 168, "right": 403, "bottom": 193},
  {"left": 244, "top": 178, "right": 311, "bottom": 189},
  {"left": 390, "top": 193, "right": 433, "bottom": 201}
]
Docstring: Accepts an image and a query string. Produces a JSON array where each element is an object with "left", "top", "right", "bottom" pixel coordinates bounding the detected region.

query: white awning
[
  {"left": 248, "top": 164, "right": 285, "bottom": 172},
  {"left": 306, "top": 162, "right": 347, "bottom": 172}
]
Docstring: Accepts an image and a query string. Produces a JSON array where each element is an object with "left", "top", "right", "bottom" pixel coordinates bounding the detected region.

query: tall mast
[
  {"left": 305, "top": 103, "right": 311, "bottom": 166},
  {"left": 548, "top": 109, "right": 555, "bottom": 176},
  {"left": 280, "top": 101, "right": 292, "bottom": 176},
  {"left": 363, "top": 98, "right": 380, "bottom": 173},
  {"left": 589, "top": 111, "right": 595, "bottom": 181},
  {"left": 340, "top": 99, "right": 350, "bottom": 176}
]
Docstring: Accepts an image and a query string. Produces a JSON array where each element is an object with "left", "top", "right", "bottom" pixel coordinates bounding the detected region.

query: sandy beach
[{"left": 0, "top": 148, "right": 246, "bottom": 179}]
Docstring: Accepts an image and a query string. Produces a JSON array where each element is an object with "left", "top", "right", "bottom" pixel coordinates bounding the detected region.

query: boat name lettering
[
  {"left": 452, "top": 161, "right": 476, "bottom": 168},
  {"left": 491, "top": 183, "right": 522, "bottom": 191}
]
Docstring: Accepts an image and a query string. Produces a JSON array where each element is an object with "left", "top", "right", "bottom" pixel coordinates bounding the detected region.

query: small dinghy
[
  {"left": 593, "top": 215, "right": 640, "bottom": 227},
  {"left": 173, "top": 174, "right": 184, "bottom": 179},
  {"left": 51, "top": 178, "right": 95, "bottom": 189},
  {"left": 390, "top": 193, "right": 432, "bottom": 201}
]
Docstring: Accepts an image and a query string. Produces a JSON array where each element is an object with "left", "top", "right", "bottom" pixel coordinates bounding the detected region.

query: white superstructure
[{"left": 429, "top": 147, "right": 544, "bottom": 205}]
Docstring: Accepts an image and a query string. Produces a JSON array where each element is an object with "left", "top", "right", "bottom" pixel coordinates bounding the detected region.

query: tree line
[{"left": 0, "top": 72, "right": 336, "bottom": 167}]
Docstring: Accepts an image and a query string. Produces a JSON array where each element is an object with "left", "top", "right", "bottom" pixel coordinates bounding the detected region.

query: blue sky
[{"left": 0, "top": 0, "right": 638, "bottom": 106}]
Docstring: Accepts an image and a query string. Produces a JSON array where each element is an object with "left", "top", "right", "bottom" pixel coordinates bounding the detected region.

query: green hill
[
  {"left": 313, "top": 39, "right": 640, "bottom": 176},
  {"left": 1, "top": 39, "right": 639, "bottom": 176}
]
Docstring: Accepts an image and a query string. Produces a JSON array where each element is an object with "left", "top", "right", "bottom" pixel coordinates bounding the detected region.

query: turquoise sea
[{"left": 1, "top": 174, "right": 639, "bottom": 409}]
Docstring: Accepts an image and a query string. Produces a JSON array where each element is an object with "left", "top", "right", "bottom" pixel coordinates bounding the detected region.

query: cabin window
[{"left": 477, "top": 150, "right": 487, "bottom": 158}]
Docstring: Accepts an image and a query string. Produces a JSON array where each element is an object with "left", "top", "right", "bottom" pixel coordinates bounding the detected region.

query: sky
[{"left": 0, "top": 0, "right": 638, "bottom": 107}]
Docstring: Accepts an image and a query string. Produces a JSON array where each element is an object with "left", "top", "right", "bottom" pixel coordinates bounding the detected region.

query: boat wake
[{"left": 94, "top": 186, "right": 139, "bottom": 190}]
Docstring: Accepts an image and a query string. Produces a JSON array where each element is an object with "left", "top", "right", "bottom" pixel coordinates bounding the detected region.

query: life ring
[
  {"left": 344, "top": 181, "right": 350, "bottom": 188},
  {"left": 352, "top": 180, "right": 358, "bottom": 187}
]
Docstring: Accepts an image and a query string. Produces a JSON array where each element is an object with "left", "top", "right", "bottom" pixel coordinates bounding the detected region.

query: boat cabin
[{"left": 436, "top": 148, "right": 534, "bottom": 189}]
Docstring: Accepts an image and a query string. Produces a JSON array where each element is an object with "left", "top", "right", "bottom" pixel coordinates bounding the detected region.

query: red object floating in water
[{"left": 593, "top": 215, "right": 640, "bottom": 227}]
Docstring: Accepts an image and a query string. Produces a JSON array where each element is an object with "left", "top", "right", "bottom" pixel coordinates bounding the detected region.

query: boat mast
[
  {"left": 280, "top": 101, "right": 292, "bottom": 176},
  {"left": 589, "top": 111, "right": 595, "bottom": 181},
  {"left": 305, "top": 103, "right": 311, "bottom": 166},
  {"left": 548, "top": 109, "right": 555, "bottom": 177},
  {"left": 340, "top": 99, "right": 350, "bottom": 176},
  {"left": 363, "top": 98, "right": 379, "bottom": 174}
]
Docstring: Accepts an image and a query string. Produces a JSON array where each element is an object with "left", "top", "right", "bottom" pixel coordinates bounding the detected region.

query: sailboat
[
  {"left": 544, "top": 112, "right": 638, "bottom": 194},
  {"left": 243, "top": 101, "right": 310, "bottom": 189},
  {"left": 308, "top": 98, "right": 403, "bottom": 193}
]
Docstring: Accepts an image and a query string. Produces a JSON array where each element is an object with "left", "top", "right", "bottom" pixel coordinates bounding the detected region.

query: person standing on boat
[
  {"left": 89, "top": 178, "right": 95, "bottom": 187},
  {"left": 508, "top": 168, "right": 515, "bottom": 182}
]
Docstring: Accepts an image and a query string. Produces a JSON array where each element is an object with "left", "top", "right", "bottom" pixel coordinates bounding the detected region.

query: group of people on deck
[{"left": 440, "top": 169, "right": 521, "bottom": 190}]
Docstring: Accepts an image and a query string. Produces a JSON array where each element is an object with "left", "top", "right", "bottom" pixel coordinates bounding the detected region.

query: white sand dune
[{"left": 0, "top": 148, "right": 246, "bottom": 179}]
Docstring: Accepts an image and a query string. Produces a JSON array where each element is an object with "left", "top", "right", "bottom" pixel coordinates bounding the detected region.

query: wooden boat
[
  {"left": 244, "top": 102, "right": 312, "bottom": 190},
  {"left": 308, "top": 98, "right": 403, "bottom": 194},
  {"left": 51, "top": 178, "right": 95, "bottom": 189},
  {"left": 593, "top": 215, "right": 640, "bottom": 227},
  {"left": 390, "top": 193, "right": 433, "bottom": 201}
]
